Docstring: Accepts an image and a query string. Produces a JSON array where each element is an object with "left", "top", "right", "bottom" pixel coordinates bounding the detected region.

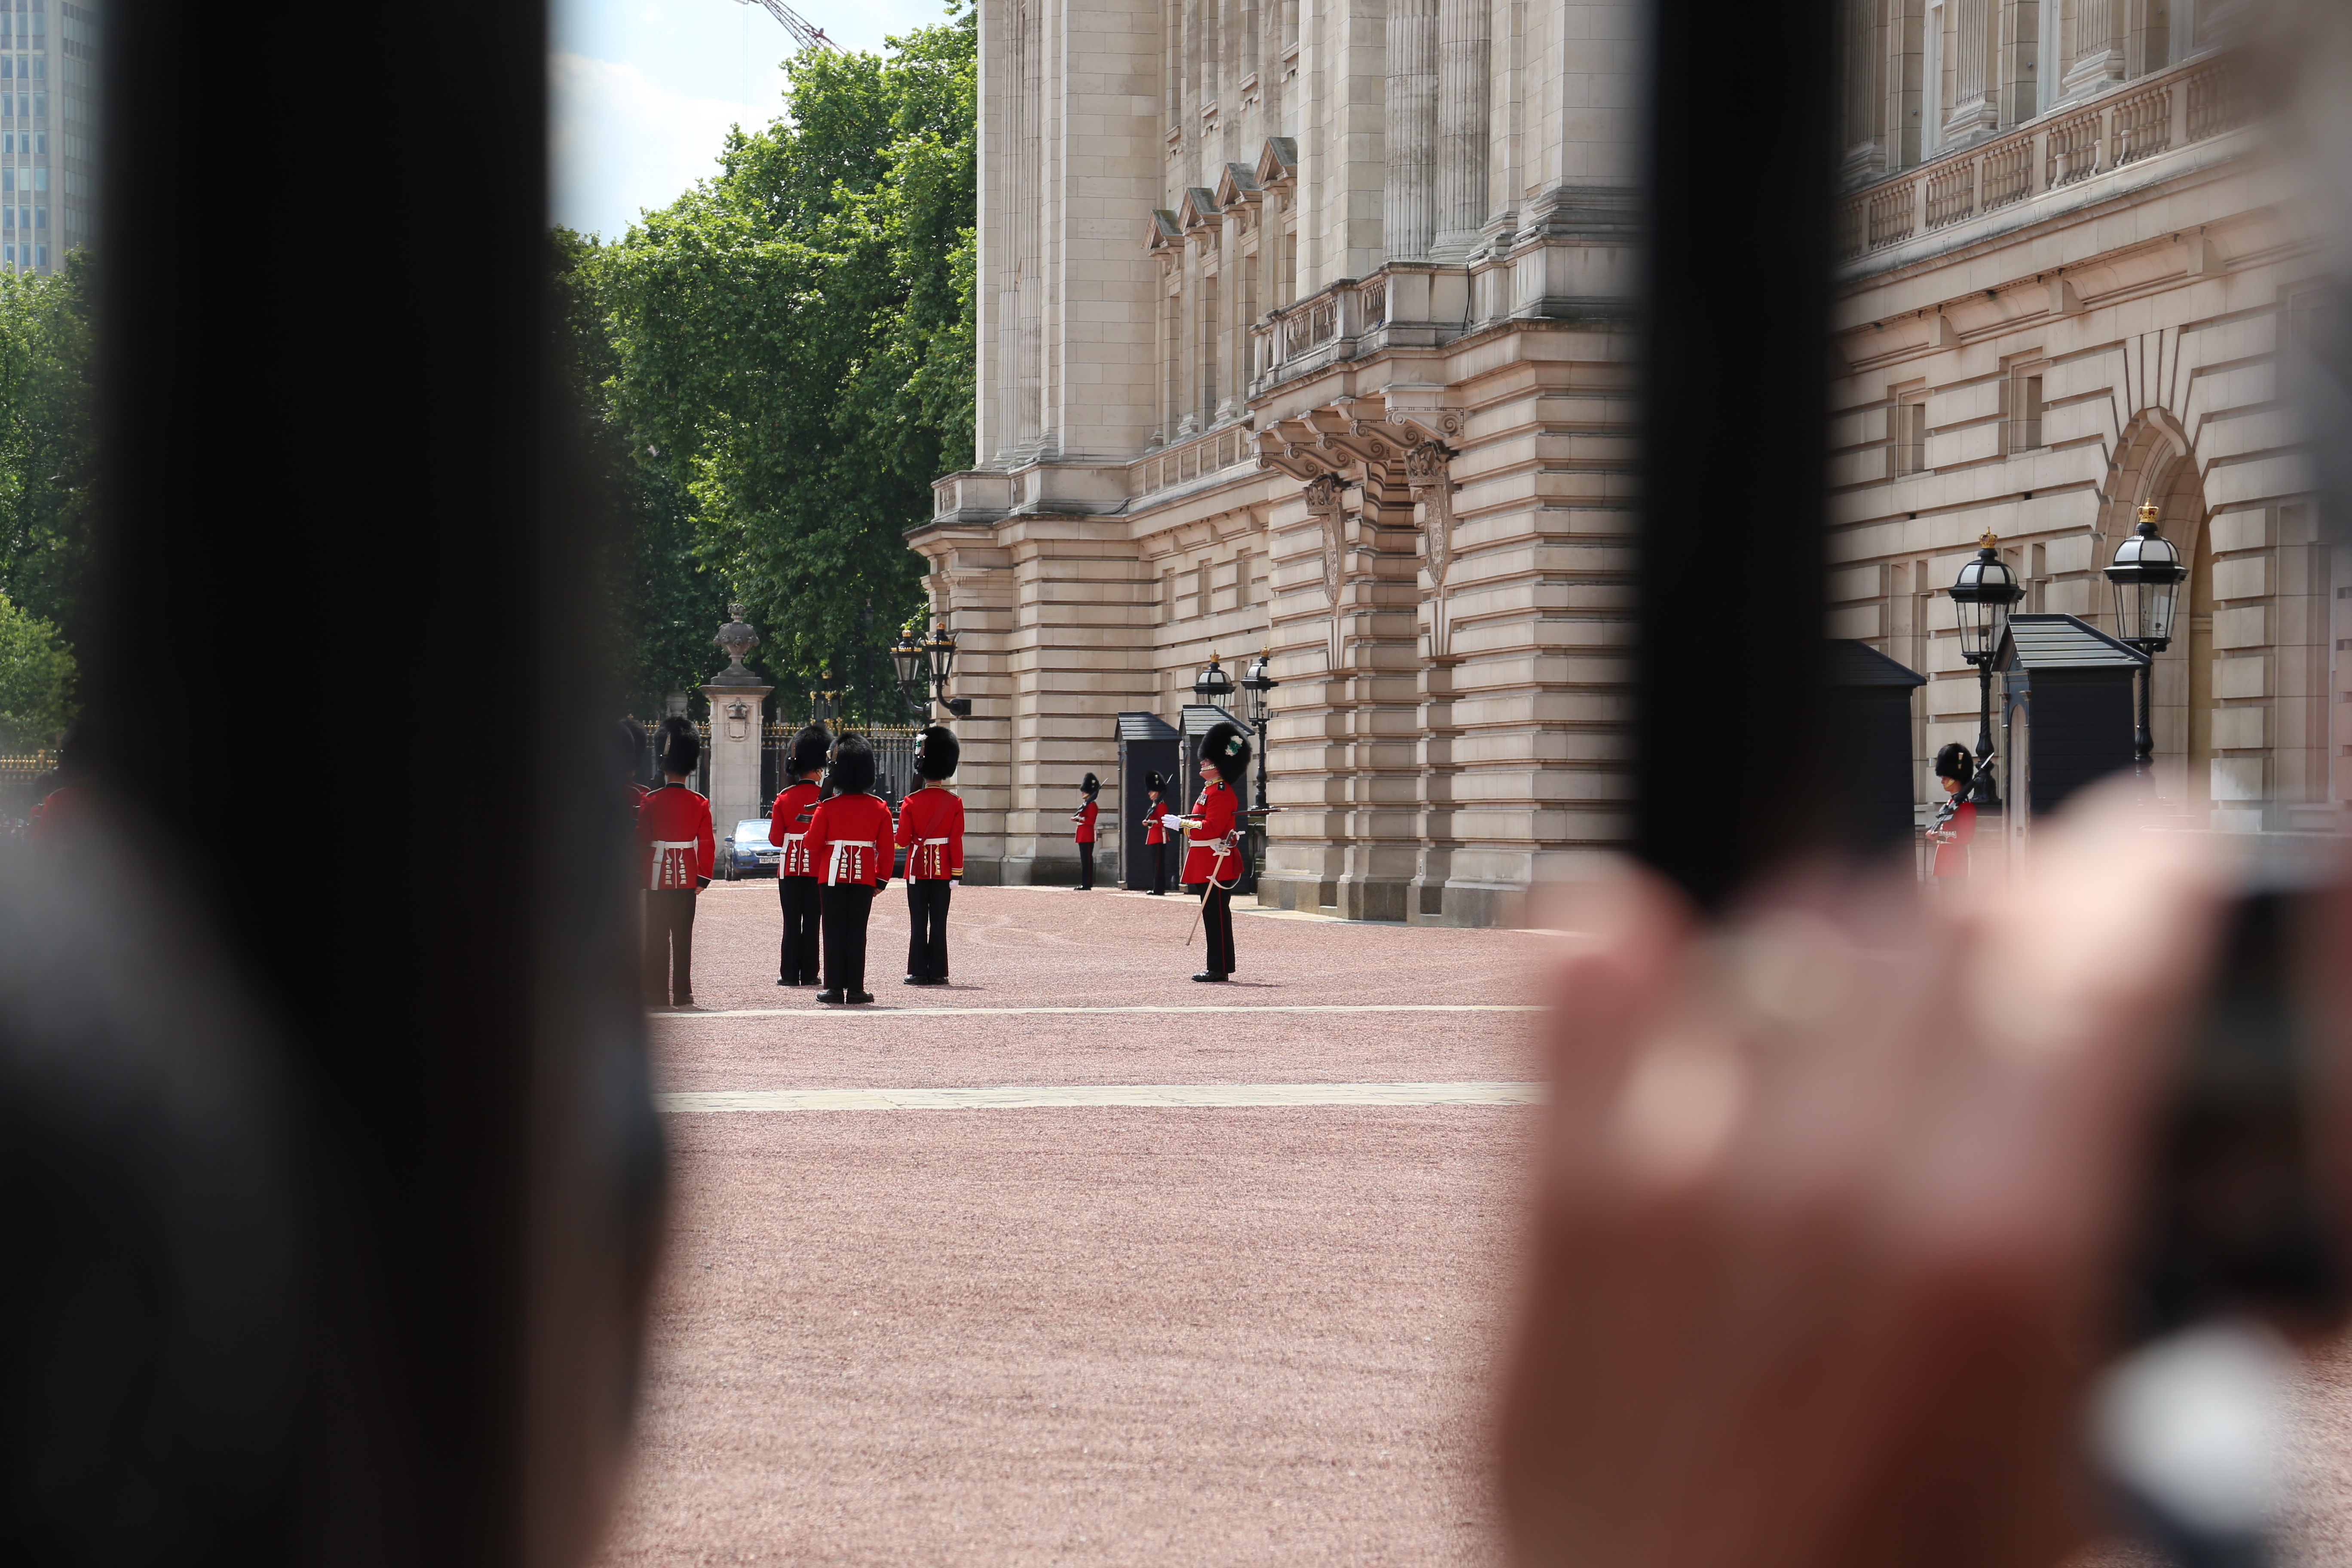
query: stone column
[
  {"left": 1430, "top": 0, "right": 1491, "bottom": 259},
  {"left": 699, "top": 605, "right": 772, "bottom": 843},
  {"left": 1384, "top": 0, "right": 1440, "bottom": 263},
  {"left": 2063, "top": 0, "right": 2126, "bottom": 99},
  {"left": 1941, "top": 0, "right": 1996, "bottom": 142}
]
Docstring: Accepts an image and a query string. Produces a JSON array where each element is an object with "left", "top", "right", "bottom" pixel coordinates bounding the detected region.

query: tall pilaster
[
  {"left": 1384, "top": 0, "right": 1439, "bottom": 262},
  {"left": 2063, "top": 0, "right": 2127, "bottom": 99},
  {"left": 1941, "top": 0, "right": 1996, "bottom": 142},
  {"left": 1431, "top": 0, "right": 1492, "bottom": 259}
]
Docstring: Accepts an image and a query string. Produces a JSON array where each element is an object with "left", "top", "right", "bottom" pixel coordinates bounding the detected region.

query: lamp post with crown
[
  {"left": 1948, "top": 531, "right": 2025, "bottom": 809},
  {"left": 2105, "top": 500, "right": 2187, "bottom": 788}
]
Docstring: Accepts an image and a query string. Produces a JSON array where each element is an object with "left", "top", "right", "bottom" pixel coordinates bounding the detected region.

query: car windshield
[{"left": 735, "top": 820, "right": 770, "bottom": 839}]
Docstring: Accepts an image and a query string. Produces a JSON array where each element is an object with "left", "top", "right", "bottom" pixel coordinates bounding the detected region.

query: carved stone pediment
[
  {"left": 1213, "top": 162, "right": 1263, "bottom": 210},
  {"left": 1177, "top": 187, "right": 1223, "bottom": 234},
  {"left": 1254, "top": 135, "right": 1298, "bottom": 190},
  {"left": 1142, "top": 209, "right": 1183, "bottom": 254}
]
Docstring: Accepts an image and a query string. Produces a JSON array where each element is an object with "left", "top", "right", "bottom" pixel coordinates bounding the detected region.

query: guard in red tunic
[
  {"left": 1927, "top": 741, "right": 1978, "bottom": 884},
  {"left": 1179, "top": 722, "right": 1250, "bottom": 982},
  {"left": 636, "top": 715, "right": 715, "bottom": 1008},
  {"left": 1070, "top": 772, "right": 1099, "bottom": 889},
  {"left": 1142, "top": 771, "right": 1170, "bottom": 894},
  {"left": 804, "top": 733, "right": 893, "bottom": 1004},
  {"left": 895, "top": 726, "right": 963, "bottom": 986},
  {"left": 768, "top": 723, "right": 830, "bottom": 986}
]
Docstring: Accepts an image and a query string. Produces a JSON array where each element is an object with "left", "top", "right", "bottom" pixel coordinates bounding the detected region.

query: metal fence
[
  {"left": 760, "top": 721, "right": 922, "bottom": 811},
  {"left": 0, "top": 750, "right": 54, "bottom": 824}
]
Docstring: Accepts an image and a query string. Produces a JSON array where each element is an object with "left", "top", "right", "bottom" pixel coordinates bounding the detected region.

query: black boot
[
  {"left": 816, "top": 989, "right": 846, "bottom": 1004},
  {"left": 1191, "top": 971, "right": 1227, "bottom": 983}
]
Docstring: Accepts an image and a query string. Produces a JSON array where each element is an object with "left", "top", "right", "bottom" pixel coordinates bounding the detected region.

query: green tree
[
  {"left": 0, "top": 588, "right": 76, "bottom": 749},
  {"left": 586, "top": 5, "right": 976, "bottom": 723},
  {"left": 551, "top": 227, "right": 733, "bottom": 717},
  {"left": 0, "top": 255, "right": 97, "bottom": 655}
]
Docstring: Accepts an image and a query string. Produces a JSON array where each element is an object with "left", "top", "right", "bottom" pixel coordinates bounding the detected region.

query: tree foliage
[
  {"left": 0, "top": 255, "right": 96, "bottom": 658},
  {"left": 0, "top": 588, "right": 75, "bottom": 749},
  {"left": 578, "top": 6, "right": 976, "bottom": 723}
]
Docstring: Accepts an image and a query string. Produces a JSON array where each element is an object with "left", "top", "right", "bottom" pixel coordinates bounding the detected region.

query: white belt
[
  {"left": 781, "top": 830, "right": 808, "bottom": 876},
  {"left": 648, "top": 839, "right": 697, "bottom": 891},
  {"left": 826, "top": 839, "right": 877, "bottom": 886},
  {"left": 912, "top": 835, "right": 950, "bottom": 877}
]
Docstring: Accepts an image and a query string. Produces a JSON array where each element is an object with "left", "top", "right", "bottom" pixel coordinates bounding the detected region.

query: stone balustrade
[
  {"left": 1132, "top": 423, "right": 1255, "bottom": 499},
  {"left": 1835, "top": 55, "right": 2246, "bottom": 265},
  {"left": 1251, "top": 276, "right": 1398, "bottom": 389}
]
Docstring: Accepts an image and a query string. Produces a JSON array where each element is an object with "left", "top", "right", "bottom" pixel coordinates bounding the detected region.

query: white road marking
[
  {"left": 658, "top": 1080, "right": 1545, "bottom": 1113},
  {"left": 654, "top": 1003, "right": 1547, "bottom": 1020}
]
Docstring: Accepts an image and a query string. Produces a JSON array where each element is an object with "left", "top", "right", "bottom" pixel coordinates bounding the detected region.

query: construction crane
[{"left": 730, "top": 0, "right": 837, "bottom": 53}]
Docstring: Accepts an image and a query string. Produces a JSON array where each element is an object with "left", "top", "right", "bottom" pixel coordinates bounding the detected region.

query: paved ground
[{"left": 595, "top": 882, "right": 2352, "bottom": 1567}]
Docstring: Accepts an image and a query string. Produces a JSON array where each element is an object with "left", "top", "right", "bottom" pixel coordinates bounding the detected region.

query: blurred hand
[{"left": 1499, "top": 789, "right": 2230, "bottom": 1568}]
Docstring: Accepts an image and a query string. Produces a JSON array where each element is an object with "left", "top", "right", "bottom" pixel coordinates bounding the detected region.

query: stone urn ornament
[{"left": 712, "top": 604, "right": 761, "bottom": 684}]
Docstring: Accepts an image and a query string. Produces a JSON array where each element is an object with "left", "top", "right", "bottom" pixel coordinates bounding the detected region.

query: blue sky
[{"left": 551, "top": 0, "right": 950, "bottom": 241}]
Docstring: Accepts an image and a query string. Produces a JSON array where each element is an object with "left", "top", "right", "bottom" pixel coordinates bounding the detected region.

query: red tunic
[
  {"left": 27, "top": 784, "right": 89, "bottom": 846},
  {"left": 896, "top": 786, "right": 965, "bottom": 880},
  {"left": 1933, "top": 798, "right": 1977, "bottom": 877},
  {"left": 1179, "top": 779, "right": 1241, "bottom": 885},
  {"left": 806, "top": 791, "right": 895, "bottom": 888},
  {"left": 768, "top": 780, "right": 822, "bottom": 878},
  {"left": 1072, "top": 798, "right": 1098, "bottom": 844},
  {"left": 1143, "top": 798, "right": 1169, "bottom": 845},
  {"left": 636, "top": 783, "right": 714, "bottom": 889}
]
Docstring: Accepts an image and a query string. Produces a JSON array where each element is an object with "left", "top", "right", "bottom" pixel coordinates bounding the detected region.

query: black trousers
[
  {"left": 1077, "top": 842, "right": 1094, "bottom": 889},
  {"left": 1192, "top": 882, "right": 1235, "bottom": 975},
  {"left": 777, "top": 876, "right": 821, "bottom": 983},
  {"left": 643, "top": 888, "right": 697, "bottom": 1003},
  {"left": 905, "top": 878, "right": 952, "bottom": 980},
  {"left": 1148, "top": 841, "right": 1167, "bottom": 893},
  {"left": 821, "top": 882, "right": 877, "bottom": 995}
]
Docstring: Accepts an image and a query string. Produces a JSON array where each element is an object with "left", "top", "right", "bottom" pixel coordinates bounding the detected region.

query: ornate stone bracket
[
  {"left": 1303, "top": 471, "right": 1349, "bottom": 672},
  {"left": 1404, "top": 441, "right": 1459, "bottom": 658}
]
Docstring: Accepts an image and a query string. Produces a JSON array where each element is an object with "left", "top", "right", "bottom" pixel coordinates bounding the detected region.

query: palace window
[{"left": 1891, "top": 394, "right": 1928, "bottom": 477}]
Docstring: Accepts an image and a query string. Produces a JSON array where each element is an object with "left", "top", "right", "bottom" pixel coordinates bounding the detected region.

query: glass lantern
[
  {"left": 1238, "top": 650, "right": 1277, "bottom": 726},
  {"left": 2105, "top": 502, "right": 2186, "bottom": 650},
  {"left": 1948, "top": 531, "right": 2025, "bottom": 666},
  {"left": 1193, "top": 652, "right": 1234, "bottom": 706}
]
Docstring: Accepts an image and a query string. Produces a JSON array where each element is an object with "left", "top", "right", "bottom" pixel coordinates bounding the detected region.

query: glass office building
[{"left": 0, "top": 0, "right": 98, "bottom": 276}]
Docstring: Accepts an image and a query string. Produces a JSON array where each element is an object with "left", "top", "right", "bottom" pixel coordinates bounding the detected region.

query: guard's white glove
[{"left": 1159, "top": 813, "right": 1185, "bottom": 832}]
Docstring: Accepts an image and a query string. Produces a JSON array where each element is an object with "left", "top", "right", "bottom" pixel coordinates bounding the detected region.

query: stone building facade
[{"left": 913, "top": 0, "right": 2314, "bottom": 921}]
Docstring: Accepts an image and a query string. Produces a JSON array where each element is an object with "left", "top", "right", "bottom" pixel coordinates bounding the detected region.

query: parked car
[{"left": 724, "top": 818, "right": 780, "bottom": 879}]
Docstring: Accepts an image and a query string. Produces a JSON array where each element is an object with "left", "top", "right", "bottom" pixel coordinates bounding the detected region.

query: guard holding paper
[
  {"left": 895, "top": 726, "right": 963, "bottom": 986},
  {"left": 1179, "top": 722, "right": 1250, "bottom": 982},
  {"left": 804, "top": 733, "right": 892, "bottom": 1004}
]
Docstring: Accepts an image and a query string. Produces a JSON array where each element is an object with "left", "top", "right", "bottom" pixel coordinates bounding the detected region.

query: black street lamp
[
  {"left": 889, "top": 624, "right": 926, "bottom": 715},
  {"left": 891, "top": 617, "right": 968, "bottom": 720},
  {"left": 2105, "top": 500, "right": 2186, "bottom": 784},
  {"left": 1948, "top": 530, "right": 2024, "bottom": 808},
  {"left": 1237, "top": 649, "right": 1277, "bottom": 815},
  {"left": 1237, "top": 650, "right": 1279, "bottom": 885},
  {"left": 1191, "top": 650, "right": 1234, "bottom": 708}
]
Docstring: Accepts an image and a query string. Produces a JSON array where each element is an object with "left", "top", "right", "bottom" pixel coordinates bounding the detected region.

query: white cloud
[{"left": 549, "top": 52, "right": 776, "bottom": 240}]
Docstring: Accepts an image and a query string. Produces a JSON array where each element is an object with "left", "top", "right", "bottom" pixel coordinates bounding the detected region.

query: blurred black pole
[
  {"left": 86, "top": 3, "right": 658, "bottom": 1566},
  {"left": 1635, "top": 0, "right": 1840, "bottom": 906}
]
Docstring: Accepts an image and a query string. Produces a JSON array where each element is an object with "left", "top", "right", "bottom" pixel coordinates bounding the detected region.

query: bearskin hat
[
  {"left": 656, "top": 714, "right": 701, "bottom": 776},
  {"left": 614, "top": 719, "right": 649, "bottom": 776},
  {"left": 915, "top": 725, "right": 960, "bottom": 781},
  {"left": 830, "top": 733, "right": 877, "bottom": 794},
  {"left": 1080, "top": 772, "right": 1100, "bottom": 796},
  {"left": 1201, "top": 721, "right": 1250, "bottom": 784},
  {"left": 1933, "top": 742, "right": 1974, "bottom": 783},
  {"left": 789, "top": 723, "right": 832, "bottom": 776},
  {"left": 1145, "top": 771, "right": 1164, "bottom": 795}
]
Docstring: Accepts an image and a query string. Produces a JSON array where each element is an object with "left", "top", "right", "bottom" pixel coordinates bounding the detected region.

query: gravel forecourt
[{"left": 594, "top": 882, "right": 2352, "bottom": 1567}]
